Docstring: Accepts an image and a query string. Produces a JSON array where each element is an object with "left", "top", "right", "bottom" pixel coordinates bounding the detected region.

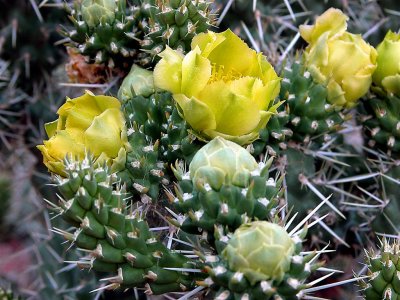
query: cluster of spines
[
  {"left": 160, "top": 102, "right": 201, "bottom": 163},
  {"left": 49, "top": 156, "right": 200, "bottom": 295},
  {"left": 170, "top": 158, "right": 283, "bottom": 246},
  {"left": 359, "top": 93, "right": 400, "bottom": 154},
  {"left": 120, "top": 91, "right": 201, "bottom": 201},
  {"left": 359, "top": 239, "right": 400, "bottom": 300},
  {"left": 201, "top": 227, "right": 324, "bottom": 299},
  {"left": 120, "top": 92, "right": 171, "bottom": 201},
  {"left": 251, "top": 59, "right": 347, "bottom": 158},
  {"left": 279, "top": 60, "right": 346, "bottom": 144},
  {"left": 139, "top": 0, "right": 215, "bottom": 65},
  {"left": 64, "top": 1, "right": 142, "bottom": 67}
]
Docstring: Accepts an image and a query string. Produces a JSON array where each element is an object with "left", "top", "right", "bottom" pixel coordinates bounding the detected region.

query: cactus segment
[
  {"left": 172, "top": 138, "right": 283, "bottom": 247},
  {"left": 139, "top": 0, "right": 215, "bottom": 65},
  {"left": 65, "top": 0, "right": 142, "bottom": 68},
  {"left": 52, "top": 156, "right": 202, "bottom": 293},
  {"left": 202, "top": 223, "right": 321, "bottom": 300},
  {"left": 359, "top": 239, "right": 400, "bottom": 300},
  {"left": 360, "top": 93, "right": 400, "bottom": 154}
]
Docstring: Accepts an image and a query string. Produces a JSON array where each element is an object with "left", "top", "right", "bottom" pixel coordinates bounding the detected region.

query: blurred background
[{"left": 0, "top": 0, "right": 399, "bottom": 299}]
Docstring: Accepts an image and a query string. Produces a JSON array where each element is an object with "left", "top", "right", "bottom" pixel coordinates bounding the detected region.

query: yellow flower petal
[
  {"left": 153, "top": 29, "right": 281, "bottom": 145},
  {"left": 216, "top": 88, "right": 261, "bottom": 136},
  {"left": 38, "top": 92, "right": 129, "bottom": 176},
  {"left": 181, "top": 47, "right": 211, "bottom": 97},
  {"left": 205, "top": 29, "right": 258, "bottom": 75},
  {"left": 373, "top": 31, "right": 400, "bottom": 93},
  {"left": 154, "top": 46, "right": 184, "bottom": 94},
  {"left": 43, "top": 130, "right": 85, "bottom": 162},
  {"left": 191, "top": 31, "right": 226, "bottom": 58},
  {"left": 299, "top": 8, "right": 348, "bottom": 44},
  {"left": 382, "top": 75, "right": 400, "bottom": 96},
  {"left": 197, "top": 81, "right": 230, "bottom": 125},
  {"left": 326, "top": 80, "right": 346, "bottom": 108},
  {"left": 84, "top": 108, "right": 125, "bottom": 158},
  {"left": 44, "top": 120, "right": 58, "bottom": 138},
  {"left": 174, "top": 94, "right": 216, "bottom": 132},
  {"left": 63, "top": 91, "right": 121, "bottom": 132}
]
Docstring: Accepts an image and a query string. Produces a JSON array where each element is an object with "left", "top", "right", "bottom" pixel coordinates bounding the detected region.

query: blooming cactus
[
  {"left": 81, "top": 0, "right": 117, "bottom": 28},
  {"left": 37, "top": 91, "right": 130, "bottom": 175},
  {"left": 373, "top": 31, "right": 400, "bottom": 96},
  {"left": 223, "top": 221, "right": 295, "bottom": 285},
  {"left": 189, "top": 137, "right": 258, "bottom": 189},
  {"left": 300, "top": 8, "right": 377, "bottom": 109},
  {"left": 153, "top": 29, "right": 281, "bottom": 145}
]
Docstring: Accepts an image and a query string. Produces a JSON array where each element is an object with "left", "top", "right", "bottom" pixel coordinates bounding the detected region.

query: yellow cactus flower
[
  {"left": 300, "top": 8, "right": 377, "bottom": 108},
  {"left": 153, "top": 29, "right": 281, "bottom": 145},
  {"left": 373, "top": 31, "right": 400, "bottom": 96},
  {"left": 37, "top": 91, "right": 131, "bottom": 176}
]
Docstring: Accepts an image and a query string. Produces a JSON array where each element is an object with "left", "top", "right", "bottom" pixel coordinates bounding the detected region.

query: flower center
[{"left": 208, "top": 64, "right": 241, "bottom": 84}]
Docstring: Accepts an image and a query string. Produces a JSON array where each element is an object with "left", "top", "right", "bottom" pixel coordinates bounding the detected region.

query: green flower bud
[
  {"left": 118, "top": 65, "right": 155, "bottom": 102},
  {"left": 189, "top": 137, "right": 258, "bottom": 189},
  {"left": 81, "top": 0, "right": 117, "bottom": 28},
  {"left": 373, "top": 30, "right": 400, "bottom": 96},
  {"left": 222, "top": 221, "right": 295, "bottom": 285}
]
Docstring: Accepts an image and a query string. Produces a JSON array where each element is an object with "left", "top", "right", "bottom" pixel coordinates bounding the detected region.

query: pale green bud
[
  {"left": 373, "top": 31, "right": 400, "bottom": 96},
  {"left": 118, "top": 65, "right": 155, "bottom": 102},
  {"left": 189, "top": 137, "right": 258, "bottom": 190},
  {"left": 81, "top": 0, "right": 117, "bottom": 28},
  {"left": 223, "top": 221, "right": 295, "bottom": 285}
]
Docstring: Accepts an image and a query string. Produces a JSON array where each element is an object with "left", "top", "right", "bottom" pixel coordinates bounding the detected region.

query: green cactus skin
[
  {"left": 65, "top": 0, "right": 142, "bottom": 69},
  {"left": 359, "top": 239, "right": 400, "bottom": 300},
  {"left": 202, "top": 224, "right": 323, "bottom": 300},
  {"left": 171, "top": 156, "right": 283, "bottom": 250},
  {"left": 371, "top": 165, "right": 400, "bottom": 235},
  {"left": 139, "top": 0, "right": 215, "bottom": 66},
  {"left": 51, "top": 156, "right": 202, "bottom": 294},
  {"left": 119, "top": 90, "right": 202, "bottom": 201},
  {"left": 360, "top": 93, "right": 400, "bottom": 155},
  {"left": 279, "top": 59, "right": 347, "bottom": 143},
  {"left": 252, "top": 58, "right": 347, "bottom": 157}
]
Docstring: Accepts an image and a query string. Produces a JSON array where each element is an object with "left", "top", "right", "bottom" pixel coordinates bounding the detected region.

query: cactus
[
  {"left": 252, "top": 57, "right": 348, "bottom": 156},
  {"left": 171, "top": 137, "right": 282, "bottom": 249},
  {"left": 360, "top": 92, "right": 400, "bottom": 153},
  {"left": 359, "top": 239, "right": 400, "bottom": 300},
  {"left": 64, "top": 0, "right": 215, "bottom": 70},
  {"left": 356, "top": 29, "right": 400, "bottom": 237},
  {"left": 49, "top": 155, "right": 202, "bottom": 294},
  {"left": 201, "top": 221, "right": 324, "bottom": 299},
  {"left": 64, "top": 0, "right": 142, "bottom": 70},
  {"left": 118, "top": 65, "right": 202, "bottom": 201},
  {"left": 139, "top": 0, "right": 215, "bottom": 66}
]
